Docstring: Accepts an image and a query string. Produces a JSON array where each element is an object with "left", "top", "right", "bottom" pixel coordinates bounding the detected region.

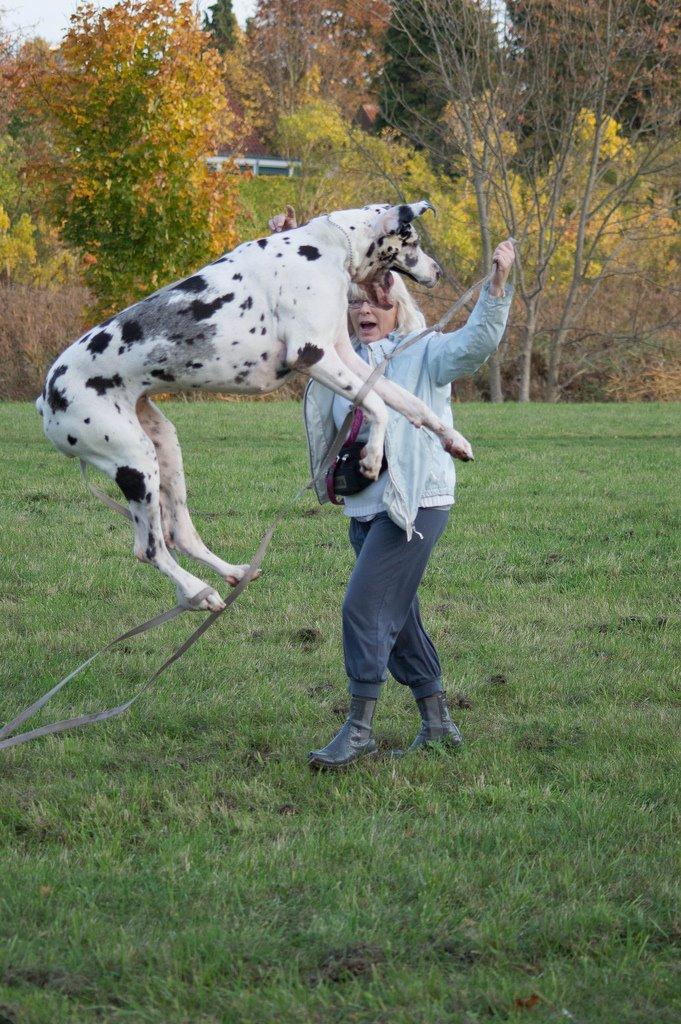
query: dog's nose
[{"left": 433, "top": 261, "right": 442, "bottom": 280}]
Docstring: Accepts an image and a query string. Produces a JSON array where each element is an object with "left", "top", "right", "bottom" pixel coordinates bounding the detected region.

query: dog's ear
[
  {"left": 368, "top": 271, "right": 395, "bottom": 310},
  {"left": 375, "top": 200, "right": 435, "bottom": 235}
]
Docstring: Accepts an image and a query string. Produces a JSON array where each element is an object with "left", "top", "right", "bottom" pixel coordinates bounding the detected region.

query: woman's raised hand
[
  {"left": 489, "top": 238, "right": 516, "bottom": 297},
  {"left": 268, "top": 205, "right": 297, "bottom": 233}
]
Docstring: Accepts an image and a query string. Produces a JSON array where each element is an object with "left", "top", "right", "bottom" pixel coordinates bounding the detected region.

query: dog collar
[{"left": 325, "top": 215, "right": 358, "bottom": 277}]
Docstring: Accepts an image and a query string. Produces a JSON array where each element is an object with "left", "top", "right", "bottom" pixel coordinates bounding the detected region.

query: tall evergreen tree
[
  {"left": 378, "top": 0, "right": 497, "bottom": 163},
  {"left": 203, "top": 0, "right": 238, "bottom": 53}
]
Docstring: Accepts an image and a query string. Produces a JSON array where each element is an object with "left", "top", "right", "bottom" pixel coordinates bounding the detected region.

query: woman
[{"left": 269, "top": 206, "right": 515, "bottom": 768}]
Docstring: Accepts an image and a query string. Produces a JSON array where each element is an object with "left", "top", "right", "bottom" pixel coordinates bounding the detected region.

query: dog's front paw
[
  {"left": 359, "top": 445, "right": 383, "bottom": 480},
  {"left": 443, "top": 430, "right": 474, "bottom": 462}
]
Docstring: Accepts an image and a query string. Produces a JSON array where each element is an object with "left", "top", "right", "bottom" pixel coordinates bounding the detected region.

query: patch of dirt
[
  {"left": 487, "top": 674, "right": 507, "bottom": 686},
  {"left": 438, "top": 941, "right": 483, "bottom": 966},
  {"left": 305, "top": 944, "right": 385, "bottom": 985},
  {"left": 2, "top": 967, "right": 90, "bottom": 997},
  {"left": 454, "top": 692, "right": 473, "bottom": 709},
  {"left": 291, "top": 627, "right": 323, "bottom": 650}
]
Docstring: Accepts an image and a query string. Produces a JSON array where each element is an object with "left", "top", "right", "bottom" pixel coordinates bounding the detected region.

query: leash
[{"left": 0, "top": 272, "right": 493, "bottom": 752}]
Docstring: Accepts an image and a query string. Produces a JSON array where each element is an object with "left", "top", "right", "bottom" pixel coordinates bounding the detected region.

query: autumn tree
[
  {"left": 20, "top": 0, "right": 240, "bottom": 312},
  {"left": 246, "top": 0, "right": 388, "bottom": 126},
  {"left": 380, "top": 0, "right": 681, "bottom": 401}
]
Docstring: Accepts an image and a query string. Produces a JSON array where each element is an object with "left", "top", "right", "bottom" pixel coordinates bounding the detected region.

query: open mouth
[
  {"left": 392, "top": 265, "right": 422, "bottom": 284},
  {"left": 359, "top": 318, "right": 378, "bottom": 332}
]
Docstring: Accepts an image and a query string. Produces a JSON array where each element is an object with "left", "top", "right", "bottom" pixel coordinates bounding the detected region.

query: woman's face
[{"left": 348, "top": 291, "right": 398, "bottom": 344}]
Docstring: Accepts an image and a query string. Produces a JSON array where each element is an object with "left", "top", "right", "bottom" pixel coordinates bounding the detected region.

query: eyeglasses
[{"left": 348, "top": 298, "right": 395, "bottom": 311}]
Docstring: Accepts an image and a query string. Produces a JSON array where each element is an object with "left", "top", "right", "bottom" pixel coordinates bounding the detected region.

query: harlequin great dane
[{"left": 37, "top": 200, "right": 473, "bottom": 611}]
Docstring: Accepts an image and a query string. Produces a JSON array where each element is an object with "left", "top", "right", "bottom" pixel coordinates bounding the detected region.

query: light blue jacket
[{"left": 303, "top": 282, "right": 513, "bottom": 539}]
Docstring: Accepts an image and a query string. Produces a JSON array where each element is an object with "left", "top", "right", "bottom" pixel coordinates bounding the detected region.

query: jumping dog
[{"left": 37, "top": 201, "right": 473, "bottom": 610}]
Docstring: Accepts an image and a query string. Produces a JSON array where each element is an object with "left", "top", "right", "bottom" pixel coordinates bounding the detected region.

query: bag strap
[{"left": 325, "top": 406, "right": 364, "bottom": 504}]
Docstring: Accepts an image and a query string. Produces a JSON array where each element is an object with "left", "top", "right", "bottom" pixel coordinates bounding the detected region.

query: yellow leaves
[
  {"left": 20, "top": 0, "right": 240, "bottom": 310},
  {"left": 279, "top": 100, "right": 351, "bottom": 160},
  {"left": 0, "top": 205, "right": 37, "bottom": 282}
]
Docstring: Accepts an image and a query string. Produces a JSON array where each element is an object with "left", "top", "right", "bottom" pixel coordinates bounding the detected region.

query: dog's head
[{"left": 332, "top": 200, "right": 441, "bottom": 289}]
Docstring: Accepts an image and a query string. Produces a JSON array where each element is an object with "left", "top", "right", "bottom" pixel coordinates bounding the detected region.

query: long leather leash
[{"left": 0, "top": 273, "right": 491, "bottom": 752}]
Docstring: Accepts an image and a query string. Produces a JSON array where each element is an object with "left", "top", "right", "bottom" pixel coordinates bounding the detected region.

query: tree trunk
[
  {"left": 488, "top": 352, "right": 503, "bottom": 403},
  {"left": 518, "top": 299, "right": 537, "bottom": 402},
  {"left": 471, "top": 163, "right": 504, "bottom": 403},
  {"left": 544, "top": 326, "right": 569, "bottom": 401}
]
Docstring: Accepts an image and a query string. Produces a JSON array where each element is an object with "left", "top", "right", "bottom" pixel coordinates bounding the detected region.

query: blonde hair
[{"left": 347, "top": 273, "right": 427, "bottom": 340}]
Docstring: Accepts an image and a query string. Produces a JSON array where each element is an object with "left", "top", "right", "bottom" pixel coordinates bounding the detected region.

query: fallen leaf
[{"left": 515, "top": 993, "right": 540, "bottom": 1009}]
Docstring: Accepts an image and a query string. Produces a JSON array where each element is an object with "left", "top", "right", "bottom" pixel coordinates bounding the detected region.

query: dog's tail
[{"left": 35, "top": 392, "right": 44, "bottom": 418}]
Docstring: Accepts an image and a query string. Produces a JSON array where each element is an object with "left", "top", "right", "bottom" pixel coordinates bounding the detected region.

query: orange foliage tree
[
  {"left": 20, "top": 0, "right": 240, "bottom": 312},
  {"left": 246, "top": 0, "right": 388, "bottom": 127}
]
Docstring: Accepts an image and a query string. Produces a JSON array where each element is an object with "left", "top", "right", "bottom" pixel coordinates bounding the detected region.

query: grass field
[{"left": 0, "top": 400, "right": 679, "bottom": 1024}]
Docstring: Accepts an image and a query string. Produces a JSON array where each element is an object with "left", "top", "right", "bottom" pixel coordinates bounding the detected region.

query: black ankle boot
[
  {"left": 308, "top": 696, "right": 378, "bottom": 769},
  {"left": 406, "top": 691, "right": 463, "bottom": 753}
]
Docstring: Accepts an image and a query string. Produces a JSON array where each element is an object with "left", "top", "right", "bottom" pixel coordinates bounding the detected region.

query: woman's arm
[{"left": 426, "top": 239, "right": 515, "bottom": 386}]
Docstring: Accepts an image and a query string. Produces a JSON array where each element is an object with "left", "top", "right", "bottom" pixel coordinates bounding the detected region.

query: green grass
[{"left": 0, "top": 400, "right": 679, "bottom": 1024}]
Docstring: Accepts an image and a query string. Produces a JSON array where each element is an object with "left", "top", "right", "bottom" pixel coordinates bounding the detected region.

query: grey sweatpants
[{"left": 343, "top": 508, "right": 449, "bottom": 701}]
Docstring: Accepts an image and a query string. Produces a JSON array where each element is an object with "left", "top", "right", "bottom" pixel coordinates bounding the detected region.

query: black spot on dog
[
  {"left": 46, "top": 364, "right": 69, "bottom": 413},
  {"left": 261, "top": 352, "right": 268, "bottom": 360},
  {"left": 116, "top": 466, "right": 146, "bottom": 502},
  {"left": 145, "top": 529, "right": 156, "bottom": 560},
  {"left": 397, "top": 204, "right": 415, "bottom": 226},
  {"left": 404, "top": 253, "right": 418, "bottom": 268},
  {"left": 122, "top": 320, "right": 143, "bottom": 345},
  {"left": 105, "top": 434, "right": 109, "bottom": 442},
  {"left": 276, "top": 252, "right": 283, "bottom": 258},
  {"left": 296, "top": 343, "right": 324, "bottom": 367},
  {"left": 87, "top": 331, "right": 112, "bottom": 356},
  {"left": 150, "top": 369, "right": 175, "bottom": 382},
  {"left": 240, "top": 296, "right": 253, "bottom": 311},
  {"left": 256, "top": 238, "right": 268, "bottom": 249},
  {"left": 115, "top": 402, "right": 121, "bottom": 413},
  {"left": 231, "top": 340, "right": 239, "bottom": 346},
  {"left": 234, "top": 371, "right": 248, "bottom": 384},
  {"left": 232, "top": 273, "right": 242, "bottom": 281},
  {"left": 84, "top": 417, "right": 90, "bottom": 424},
  {"left": 261, "top": 327, "right": 267, "bottom": 335},
  {"left": 185, "top": 361, "right": 204, "bottom": 369},
  {"left": 67, "top": 434, "right": 77, "bottom": 445},
  {"left": 243, "top": 360, "right": 256, "bottom": 367},
  {"left": 259, "top": 314, "right": 265, "bottom": 321},
  {"left": 172, "top": 275, "right": 207, "bottom": 293},
  {"left": 188, "top": 296, "right": 229, "bottom": 321},
  {"left": 86, "top": 374, "right": 123, "bottom": 396},
  {"left": 275, "top": 367, "right": 291, "bottom": 379},
  {"left": 249, "top": 327, "right": 256, "bottom": 334},
  {"left": 366, "top": 242, "right": 375, "bottom": 257},
  {"left": 298, "top": 245, "right": 321, "bottom": 261}
]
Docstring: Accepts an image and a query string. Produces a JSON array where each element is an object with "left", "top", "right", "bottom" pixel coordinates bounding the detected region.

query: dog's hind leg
[
  {"left": 136, "top": 397, "right": 250, "bottom": 586},
  {"left": 81, "top": 408, "right": 226, "bottom": 611}
]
